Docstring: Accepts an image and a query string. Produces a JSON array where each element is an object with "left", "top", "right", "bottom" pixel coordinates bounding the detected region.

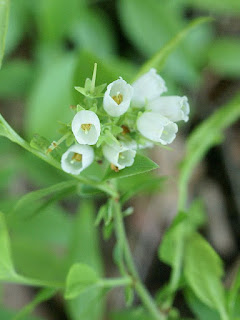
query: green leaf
[
  {"left": 159, "top": 212, "right": 187, "bottom": 268},
  {"left": 33, "top": 0, "right": 80, "bottom": 45},
  {"left": 0, "top": 0, "right": 9, "bottom": 68},
  {"left": 178, "top": 95, "right": 240, "bottom": 211},
  {"left": 136, "top": 16, "right": 212, "bottom": 78},
  {"left": 228, "top": 267, "right": 240, "bottom": 316},
  {"left": 159, "top": 205, "right": 207, "bottom": 294},
  {"left": 10, "top": 180, "right": 78, "bottom": 220},
  {"left": 65, "top": 200, "right": 104, "bottom": 320},
  {"left": 184, "top": 289, "right": 221, "bottom": 320},
  {"left": 81, "top": 161, "right": 109, "bottom": 182},
  {"left": 119, "top": 174, "right": 166, "bottom": 204},
  {"left": 0, "top": 113, "right": 15, "bottom": 140},
  {"left": 0, "top": 211, "right": 16, "bottom": 280},
  {"left": 9, "top": 202, "right": 72, "bottom": 248},
  {"left": 104, "top": 154, "right": 159, "bottom": 180},
  {"left": 184, "top": 233, "right": 228, "bottom": 319},
  {"left": 65, "top": 263, "right": 100, "bottom": 300},
  {"left": 1, "top": 206, "right": 68, "bottom": 287},
  {"left": 25, "top": 54, "right": 76, "bottom": 140},
  {"left": 13, "top": 288, "right": 57, "bottom": 320},
  {"left": 69, "top": 7, "right": 116, "bottom": 57},
  {"left": 0, "top": 59, "right": 33, "bottom": 99},
  {"left": 208, "top": 38, "right": 240, "bottom": 78},
  {"left": 8, "top": 201, "right": 71, "bottom": 285},
  {"left": 4, "top": 0, "right": 29, "bottom": 56},
  {"left": 158, "top": 212, "right": 190, "bottom": 294}
]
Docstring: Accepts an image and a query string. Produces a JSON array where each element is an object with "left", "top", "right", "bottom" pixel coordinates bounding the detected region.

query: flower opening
[
  {"left": 103, "top": 141, "right": 136, "bottom": 170},
  {"left": 72, "top": 110, "right": 100, "bottom": 145},
  {"left": 61, "top": 144, "right": 94, "bottom": 175},
  {"left": 103, "top": 78, "right": 133, "bottom": 117}
]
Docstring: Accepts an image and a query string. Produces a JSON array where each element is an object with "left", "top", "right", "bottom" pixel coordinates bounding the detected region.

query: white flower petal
[
  {"left": 61, "top": 144, "right": 94, "bottom": 175},
  {"left": 72, "top": 110, "right": 101, "bottom": 145},
  {"left": 103, "top": 78, "right": 133, "bottom": 117},
  {"left": 138, "top": 141, "right": 154, "bottom": 150},
  {"left": 132, "top": 68, "right": 167, "bottom": 107},
  {"left": 147, "top": 96, "right": 190, "bottom": 122},
  {"left": 102, "top": 141, "right": 136, "bottom": 170},
  {"left": 137, "top": 112, "right": 178, "bottom": 145}
]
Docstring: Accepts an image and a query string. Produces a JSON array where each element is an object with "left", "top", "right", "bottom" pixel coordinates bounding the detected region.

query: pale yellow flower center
[
  {"left": 112, "top": 93, "right": 123, "bottom": 105},
  {"left": 71, "top": 153, "right": 82, "bottom": 163},
  {"left": 81, "top": 123, "right": 92, "bottom": 134}
]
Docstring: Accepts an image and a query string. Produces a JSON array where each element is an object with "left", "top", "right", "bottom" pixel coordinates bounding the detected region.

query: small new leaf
[
  {"left": 125, "top": 286, "right": 134, "bottom": 307},
  {"left": 85, "top": 78, "right": 92, "bottom": 92},
  {"left": 94, "top": 83, "right": 107, "bottom": 96},
  {"left": 95, "top": 204, "right": 108, "bottom": 226},
  {"left": 75, "top": 86, "right": 86, "bottom": 96},
  {"left": 65, "top": 263, "right": 100, "bottom": 300}
]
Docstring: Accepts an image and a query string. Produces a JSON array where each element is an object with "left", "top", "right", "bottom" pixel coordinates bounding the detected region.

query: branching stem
[{"left": 113, "top": 200, "right": 166, "bottom": 320}]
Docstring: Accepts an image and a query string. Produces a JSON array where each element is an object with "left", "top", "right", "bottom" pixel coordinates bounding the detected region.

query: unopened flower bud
[
  {"left": 147, "top": 96, "right": 190, "bottom": 122},
  {"left": 137, "top": 112, "right": 178, "bottom": 145},
  {"left": 132, "top": 69, "right": 167, "bottom": 107}
]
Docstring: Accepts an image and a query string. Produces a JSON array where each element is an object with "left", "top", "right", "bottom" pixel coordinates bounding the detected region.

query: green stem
[
  {"left": 55, "top": 132, "right": 71, "bottom": 146},
  {"left": 165, "top": 232, "right": 184, "bottom": 309},
  {"left": 0, "top": 114, "right": 118, "bottom": 198},
  {"left": 5, "top": 273, "right": 64, "bottom": 289},
  {"left": 100, "top": 277, "right": 132, "bottom": 289},
  {"left": 113, "top": 201, "right": 166, "bottom": 320}
]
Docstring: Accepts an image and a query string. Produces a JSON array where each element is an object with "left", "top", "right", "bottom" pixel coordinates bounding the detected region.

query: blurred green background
[{"left": 0, "top": 0, "right": 240, "bottom": 319}]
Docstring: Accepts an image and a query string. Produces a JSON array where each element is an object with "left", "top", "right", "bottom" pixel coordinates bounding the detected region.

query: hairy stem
[{"left": 113, "top": 200, "right": 166, "bottom": 320}]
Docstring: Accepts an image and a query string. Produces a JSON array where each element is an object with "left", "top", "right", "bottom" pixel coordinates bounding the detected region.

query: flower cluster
[{"left": 59, "top": 67, "right": 189, "bottom": 175}]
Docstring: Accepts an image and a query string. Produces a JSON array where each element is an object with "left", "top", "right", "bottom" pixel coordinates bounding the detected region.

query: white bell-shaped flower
[
  {"left": 103, "top": 141, "right": 136, "bottom": 170},
  {"left": 137, "top": 112, "right": 178, "bottom": 145},
  {"left": 61, "top": 144, "right": 94, "bottom": 175},
  {"left": 103, "top": 78, "right": 133, "bottom": 117},
  {"left": 147, "top": 96, "right": 190, "bottom": 122},
  {"left": 131, "top": 68, "right": 167, "bottom": 107},
  {"left": 72, "top": 110, "right": 101, "bottom": 145}
]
